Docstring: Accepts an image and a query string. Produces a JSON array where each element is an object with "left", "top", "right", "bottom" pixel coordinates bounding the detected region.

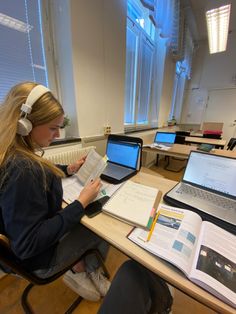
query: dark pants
[
  {"left": 33, "top": 224, "right": 108, "bottom": 278},
  {"left": 98, "top": 260, "right": 173, "bottom": 314}
]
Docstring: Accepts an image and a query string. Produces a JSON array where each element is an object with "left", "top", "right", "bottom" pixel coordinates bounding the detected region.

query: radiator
[{"left": 43, "top": 146, "right": 95, "bottom": 164}]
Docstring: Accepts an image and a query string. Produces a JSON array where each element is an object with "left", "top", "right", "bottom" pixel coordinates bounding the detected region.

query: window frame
[{"left": 124, "top": 14, "right": 156, "bottom": 132}]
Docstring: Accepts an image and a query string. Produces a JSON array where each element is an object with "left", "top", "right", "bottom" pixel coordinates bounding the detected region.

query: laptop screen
[
  {"left": 106, "top": 140, "right": 140, "bottom": 169},
  {"left": 154, "top": 132, "right": 176, "bottom": 144},
  {"left": 183, "top": 151, "right": 236, "bottom": 198}
]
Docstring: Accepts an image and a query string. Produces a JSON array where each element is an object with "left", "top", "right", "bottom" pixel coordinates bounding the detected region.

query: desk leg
[{"left": 156, "top": 154, "right": 159, "bottom": 166}]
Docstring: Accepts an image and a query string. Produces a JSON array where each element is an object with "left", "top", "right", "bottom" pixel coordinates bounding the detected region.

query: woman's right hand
[{"left": 78, "top": 179, "right": 102, "bottom": 208}]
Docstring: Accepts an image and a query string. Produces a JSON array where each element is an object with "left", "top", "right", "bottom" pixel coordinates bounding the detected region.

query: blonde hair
[{"left": 0, "top": 81, "right": 65, "bottom": 183}]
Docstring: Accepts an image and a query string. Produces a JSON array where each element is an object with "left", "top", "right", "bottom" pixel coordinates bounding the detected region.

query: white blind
[{"left": 0, "top": 0, "right": 48, "bottom": 102}]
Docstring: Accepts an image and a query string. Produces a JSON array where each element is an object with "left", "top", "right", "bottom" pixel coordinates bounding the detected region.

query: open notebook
[{"left": 102, "top": 180, "right": 162, "bottom": 229}]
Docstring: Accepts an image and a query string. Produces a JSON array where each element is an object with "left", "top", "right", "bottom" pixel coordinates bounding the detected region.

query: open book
[
  {"left": 102, "top": 180, "right": 162, "bottom": 229},
  {"left": 62, "top": 149, "right": 120, "bottom": 204},
  {"left": 128, "top": 204, "right": 236, "bottom": 308},
  {"left": 76, "top": 148, "right": 107, "bottom": 185}
]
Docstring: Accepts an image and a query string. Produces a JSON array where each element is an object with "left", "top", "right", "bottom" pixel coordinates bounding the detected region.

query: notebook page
[{"left": 103, "top": 180, "right": 159, "bottom": 227}]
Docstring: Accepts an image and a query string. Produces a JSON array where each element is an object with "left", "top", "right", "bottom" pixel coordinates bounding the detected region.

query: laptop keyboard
[{"left": 177, "top": 184, "right": 236, "bottom": 210}]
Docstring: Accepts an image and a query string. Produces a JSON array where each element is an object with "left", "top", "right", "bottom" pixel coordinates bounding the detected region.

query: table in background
[
  {"left": 81, "top": 171, "right": 235, "bottom": 314},
  {"left": 185, "top": 136, "right": 226, "bottom": 148},
  {"left": 143, "top": 143, "right": 197, "bottom": 160}
]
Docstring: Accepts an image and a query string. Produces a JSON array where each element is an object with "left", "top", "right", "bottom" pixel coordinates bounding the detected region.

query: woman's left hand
[{"left": 67, "top": 156, "right": 86, "bottom": 175}]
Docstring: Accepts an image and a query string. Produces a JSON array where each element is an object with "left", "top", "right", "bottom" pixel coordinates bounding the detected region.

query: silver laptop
[
  {"left": 164, "top": 151, "right": 236, "bottom": 233},
  {"left": 153, "top": 132, "right": 176, "bottom": 147}
]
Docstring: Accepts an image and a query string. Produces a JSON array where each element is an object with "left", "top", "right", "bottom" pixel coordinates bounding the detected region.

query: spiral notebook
[{"left": 102, "top": 180, "right": 162, "bottom": 229}]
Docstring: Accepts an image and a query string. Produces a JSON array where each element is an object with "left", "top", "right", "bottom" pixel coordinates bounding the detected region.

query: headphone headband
[
  {"left": 17, "top": 84, "right": 51, "bottom": 136},
  {"left": 20, "top": 85, "right": 50, "bottom": 115}
]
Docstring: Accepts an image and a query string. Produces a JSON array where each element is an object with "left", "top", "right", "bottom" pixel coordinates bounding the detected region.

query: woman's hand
[
  {"left": 78, "top": 179, "right": 102, "bottom": 208},
  {"left": 67, "top": 156, "right": 86, "bottom": 175}
]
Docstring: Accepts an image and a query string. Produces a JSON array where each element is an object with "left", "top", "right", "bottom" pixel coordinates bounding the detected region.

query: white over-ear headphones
[{"left": 17, "top": 85, "right": 50, "bottom": 136}]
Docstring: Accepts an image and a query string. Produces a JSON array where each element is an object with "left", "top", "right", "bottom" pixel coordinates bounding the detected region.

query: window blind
[{"left": 0, "top": 0, "right": 48, "bottom": 102}]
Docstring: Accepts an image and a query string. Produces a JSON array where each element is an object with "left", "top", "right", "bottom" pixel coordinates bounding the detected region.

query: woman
[{"left": 0, "top": 82, "right": 110, "bottom": 301}]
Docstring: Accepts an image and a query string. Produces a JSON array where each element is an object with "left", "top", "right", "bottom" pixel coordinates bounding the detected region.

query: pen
[{"left": 146, "top": 210, "right": 161, "bottom": 242}]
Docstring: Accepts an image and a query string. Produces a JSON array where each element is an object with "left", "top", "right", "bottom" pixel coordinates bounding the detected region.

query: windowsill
[
  {"left": 50, "top": 137, "right": 81, "bottom": 146},
  {"left": 125, "top": 127, "right": 159, "bottom": 134}
]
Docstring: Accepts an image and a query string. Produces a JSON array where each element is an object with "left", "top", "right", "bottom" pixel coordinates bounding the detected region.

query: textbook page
[
  {"left": 76, "top": 149, "right": 107, "bottom": 185},
  {"left": 128, "top": 204, "right": 202, "bottom": 276},
  {"left": 189, "top": 221, "right": 236, "bottom": 308},
  {"left": 103, "top": 180, "right": 161, "bottom": 229},
  {"left": 62, "top": 176, "right": 121, "bottom": 204}
]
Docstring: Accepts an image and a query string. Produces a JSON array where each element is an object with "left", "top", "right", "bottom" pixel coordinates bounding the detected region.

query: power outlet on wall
[{"left": 104, "top": 125, "right": 111, "bottom": 135}]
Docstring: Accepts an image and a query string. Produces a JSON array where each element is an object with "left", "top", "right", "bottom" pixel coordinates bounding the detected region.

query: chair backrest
[
  {"left": 202, "top": 122, "right": 224, "bottom": 132},
  {"left": 174, "top": 131, "right": 190, "bottom": 144},
  {"left": 227, "top": 138, "right": 236, "bottom": 150}
]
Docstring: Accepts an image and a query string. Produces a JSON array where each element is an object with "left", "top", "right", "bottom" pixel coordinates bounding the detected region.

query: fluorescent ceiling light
[
  {"left": 0, "top": 12, "right": 33, "bottom": 33},
  {"left": 206, "top": 4, "right": 231, "bottom": 54}
]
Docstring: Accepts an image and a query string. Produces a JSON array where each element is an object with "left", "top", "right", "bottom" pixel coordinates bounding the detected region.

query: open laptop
[
  {"left": 101, "top": 134, "right": 142, "bottom": 184},
  {"left": 164, "top": 151, "right": 236, "bottom": 235},
  {"left": 153, "top": 132, "right": 176, "bottom": 147}
]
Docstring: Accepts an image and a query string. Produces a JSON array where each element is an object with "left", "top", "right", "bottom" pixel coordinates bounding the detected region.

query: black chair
[
  {"left": 0, "top": 233, "right": 109, "bottom": 314},
  {"left": 164, "top": 131, "right": 190, "bottom": 172},
  {"left": 174, "top": 131, "right": 190, "bottom": 144},
  {"left": 227, "top": 138, "right": 236, "bottom": 150}
]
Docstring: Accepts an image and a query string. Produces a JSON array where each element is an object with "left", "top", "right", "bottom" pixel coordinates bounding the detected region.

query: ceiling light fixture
[{"left": 206, "top": 4, "right": 231, "bottom": 54}]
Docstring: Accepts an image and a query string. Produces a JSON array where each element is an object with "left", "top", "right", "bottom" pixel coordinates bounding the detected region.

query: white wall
[
  {"left": 49, "top": 0, "right": 79, "bottom": 137},
  {"left": 181, "top": 31, "right": 236, "bottom": 140},
  {"left": 51, "top": 0, "right": 127, "bottom": 139},
  {"left": 158, "top": 48, "right": 176, "bottom": 128}
]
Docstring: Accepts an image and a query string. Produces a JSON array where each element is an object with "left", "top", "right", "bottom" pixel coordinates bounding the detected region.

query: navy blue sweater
[{"left": 0, "top": 158, "right": 85, "bottom": 271}]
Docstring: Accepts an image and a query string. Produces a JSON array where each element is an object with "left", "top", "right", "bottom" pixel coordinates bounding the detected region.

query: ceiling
[{"left": 183, "top": 0, "right": 236, "bottom": 42}]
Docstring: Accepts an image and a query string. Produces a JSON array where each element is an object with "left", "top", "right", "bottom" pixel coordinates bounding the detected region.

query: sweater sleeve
[{"left": 1, "top": 165, "right": 85, "bottom": 260}]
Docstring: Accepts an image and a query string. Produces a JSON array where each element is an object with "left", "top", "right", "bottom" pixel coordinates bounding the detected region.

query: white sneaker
[
  {"left": 63, "top": 270, "right": 101, "bottom": 301},
  {"left": 89, "top": 267, "right": 111, "bottom": 297}
]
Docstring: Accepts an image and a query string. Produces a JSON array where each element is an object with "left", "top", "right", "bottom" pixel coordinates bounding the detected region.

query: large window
[
  {"left": 124, "top": 0, "right": 156, "bottom": 129},
  {"left": 0, "top": 0, "right": 48, "bottom": 101}
]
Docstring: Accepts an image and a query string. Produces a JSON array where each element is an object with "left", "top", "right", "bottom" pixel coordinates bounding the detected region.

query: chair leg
[
  {"left": 21, "top": 283, "right": 34, "bottom": 314},
  {"left": 21, "top": 282, "right": 82, "bottom": 314},
  {"left": 64, "top": 296, "right": 83, "bottom": 314}
]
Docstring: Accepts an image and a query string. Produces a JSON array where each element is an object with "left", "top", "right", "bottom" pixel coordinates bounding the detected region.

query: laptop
[
  {"left": 101, "top": 135, "right": 142, "bottom": 184},
  {"left": 153, "top": 132, "right": 176, "bottom": 147},
  {"left": 164, "top": 151, "right": 236, "bottom": 235}
]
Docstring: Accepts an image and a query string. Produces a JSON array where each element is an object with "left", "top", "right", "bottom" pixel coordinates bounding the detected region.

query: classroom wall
[
  {"left": 158, "top": 49, "right": 176, "bottom": 128},
  {"left": 49, "top": 0, "right": 177, "bottom": 143},
  {"left": 49, "top": 0, "right": 79, "bottom": 137},
  {"left": 50, "top": 0, "right": 126, "bottom": 139},
  {"left": 181, "top": 30, "right": 236, "bottom": 140}
]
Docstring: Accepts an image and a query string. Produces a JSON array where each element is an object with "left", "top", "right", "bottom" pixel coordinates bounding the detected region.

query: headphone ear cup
[{"left": 17, "top": 118, "right": 33, "bottom": 136}]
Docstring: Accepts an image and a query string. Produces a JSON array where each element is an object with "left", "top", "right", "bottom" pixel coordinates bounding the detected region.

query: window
[
  {"left": 125, "top": 0, "right": 156, "bottom": 129},
  {"left": 0, "top": 0, "right": 48, "bottom": 101}
]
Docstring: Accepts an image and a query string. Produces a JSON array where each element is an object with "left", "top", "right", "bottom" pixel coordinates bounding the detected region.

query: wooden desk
[
  {"left": 213, "top": 149, "right": 236, "bottom": 158},
  {"left": 143, "top": 144, "right": 198, "bottom": 159},
  {"left": 185, "top": 136, "right": 226, "bottom": 148},
  {"left": 81, "top": 172, "right": 235, "bottom": 314}
]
